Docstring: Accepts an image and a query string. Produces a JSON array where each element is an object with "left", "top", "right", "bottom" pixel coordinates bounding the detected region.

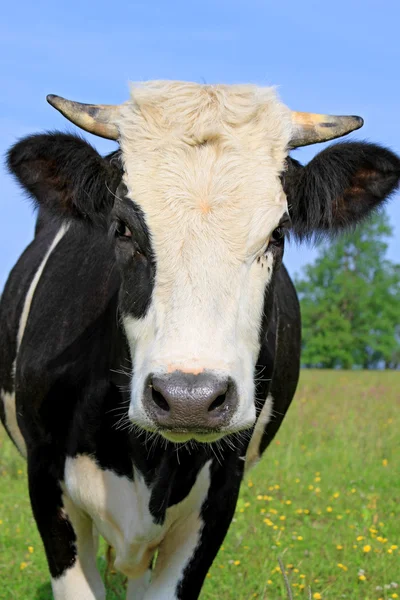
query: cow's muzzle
[{"left": 142, "top": 371, "right": 238, "bottom": 440}]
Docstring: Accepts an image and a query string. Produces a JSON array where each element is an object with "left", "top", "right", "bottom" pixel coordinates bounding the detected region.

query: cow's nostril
[
  {"left": 151, "top": 387, "right": 170, "bottom": 412},
  {"left": 208, "top": 393, "right": 227, "bottom": 412}
]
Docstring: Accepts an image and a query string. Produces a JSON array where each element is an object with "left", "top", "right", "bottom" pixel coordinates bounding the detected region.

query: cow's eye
[
  {"left": 115, "top": 221, "right": 132, "bottom": 239},
  {"left": 268, "top": 226, "right": 285, "bottom": 247}
]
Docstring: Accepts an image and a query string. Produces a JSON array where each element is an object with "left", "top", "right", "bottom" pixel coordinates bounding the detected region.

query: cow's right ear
[{"left": 7, "top": 132, "right": 121, "bottom": 226}]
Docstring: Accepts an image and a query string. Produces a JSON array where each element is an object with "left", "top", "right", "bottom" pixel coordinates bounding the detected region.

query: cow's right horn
[{"left": 47, "top": 95, "right": 121, "bottom": 140}]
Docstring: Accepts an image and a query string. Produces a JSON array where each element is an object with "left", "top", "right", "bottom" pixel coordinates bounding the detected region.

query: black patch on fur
[
  {"left": 111, "top": 192, "right": 156, "bottom": 319},
  {"left": 283, "top": 141, "right": 400, "bottom": 240}
]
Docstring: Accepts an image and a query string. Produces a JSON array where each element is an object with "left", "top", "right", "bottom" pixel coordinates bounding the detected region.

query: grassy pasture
[{"left": 0, "top": 370, "right": 399, "bottom": 599}]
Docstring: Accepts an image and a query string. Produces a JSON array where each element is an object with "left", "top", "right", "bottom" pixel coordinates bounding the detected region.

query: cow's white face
[{"left": 116, "top": 82, "right": 292, "bottom": 442}]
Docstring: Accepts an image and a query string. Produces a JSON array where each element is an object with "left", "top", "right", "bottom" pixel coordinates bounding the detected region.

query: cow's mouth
[{"left": 159, "top": 429, "right": 224, "bottom": 444}]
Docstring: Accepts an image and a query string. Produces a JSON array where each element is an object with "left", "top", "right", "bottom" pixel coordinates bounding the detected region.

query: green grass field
[{"left": 0, "top": 370, "right": 399, "bottom": 599}]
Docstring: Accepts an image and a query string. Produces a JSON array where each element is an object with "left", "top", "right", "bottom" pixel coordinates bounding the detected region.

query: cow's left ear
[
  {"left": 7, "top": 132, "right": 121, "bottom": 227},
  {"left": 283, "top": 141, "right": 400, "bottom": 240}
]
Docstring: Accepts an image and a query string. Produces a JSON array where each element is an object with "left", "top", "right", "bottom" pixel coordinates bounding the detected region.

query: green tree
[{"left": 295, "top": 210, "right": 400, "bottom": 369}]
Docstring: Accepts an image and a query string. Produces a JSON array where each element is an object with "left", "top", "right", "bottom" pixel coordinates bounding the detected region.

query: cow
[{"left": 1, "top": 81, "right": 399, "bottom": 600}]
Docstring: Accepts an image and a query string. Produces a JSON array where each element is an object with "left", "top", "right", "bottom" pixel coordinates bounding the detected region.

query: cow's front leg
[
  {"left": 144, "top": 460, "right": 242, "bottom": 600},
  {"left": 126, "top": 569, "right": 152, "bottom": 600},
  {"left": 28, "top": 446, "right": 105, "bottom": 600}
]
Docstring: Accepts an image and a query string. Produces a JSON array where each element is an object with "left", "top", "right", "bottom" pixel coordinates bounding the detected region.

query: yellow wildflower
[
  {"left": 20, "top": 562, "right": 28, "bottom": 571},
  {"left": 363, "top": 545, "right": 372, "bottom": 553},
  {"left": 326, "top": 506, "right": 333, "bottom": 512},
  {"left": 233, "top": 560, "right": 241, "bottom": 566}
]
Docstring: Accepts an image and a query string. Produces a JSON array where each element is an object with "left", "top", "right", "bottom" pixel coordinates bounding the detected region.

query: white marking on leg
[
  {"left": 1, "top": 389, "right": 27, "bottom": 457},
  {"left": 143, "top": 461, "right": 212, "bottom": 600},
  {"left": 126, "top": 570, "right": 152, "bottom": 600},
  {"left": 245, "top": 394, "right": 273, "bottom": 472},
  {"left": 52, "top": 562, "right": 105, "bottom": 600},
  {"left": 52, "top": 495, "right": 105, "bottom": 600}
]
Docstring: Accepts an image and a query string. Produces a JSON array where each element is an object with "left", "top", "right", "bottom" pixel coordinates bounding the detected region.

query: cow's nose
[{"left": 143, "top": 371, "right": 238, "bottom": 431}]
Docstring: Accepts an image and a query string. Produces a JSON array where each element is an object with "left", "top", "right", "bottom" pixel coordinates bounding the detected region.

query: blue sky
[{"left": 1, "top": 0, "right": 399, "bottom": 288}]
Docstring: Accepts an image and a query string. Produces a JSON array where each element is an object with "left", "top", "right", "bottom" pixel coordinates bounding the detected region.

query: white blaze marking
[
  {"left": 117, "top": 82, "right": 290, "bottom": 434},
  {"left": 245, "top": 394, "right": 273, "bottom": 472}
]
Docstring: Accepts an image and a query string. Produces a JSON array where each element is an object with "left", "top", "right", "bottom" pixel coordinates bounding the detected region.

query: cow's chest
[{"left": 63, "top": 455, "right": 211, "bottom": 579}]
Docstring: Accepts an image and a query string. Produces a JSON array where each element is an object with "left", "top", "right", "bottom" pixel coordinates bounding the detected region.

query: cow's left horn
[
  {"left": 47, "top": 95, "right": 121, "bottom": 140},
  {"left": 290, "top": 112, "right": 364, "bottom": 148}
]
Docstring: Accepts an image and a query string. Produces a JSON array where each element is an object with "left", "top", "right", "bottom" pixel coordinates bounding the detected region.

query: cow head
[{"left": 8, "top": 81, "right": 400, "bottom": 443}]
